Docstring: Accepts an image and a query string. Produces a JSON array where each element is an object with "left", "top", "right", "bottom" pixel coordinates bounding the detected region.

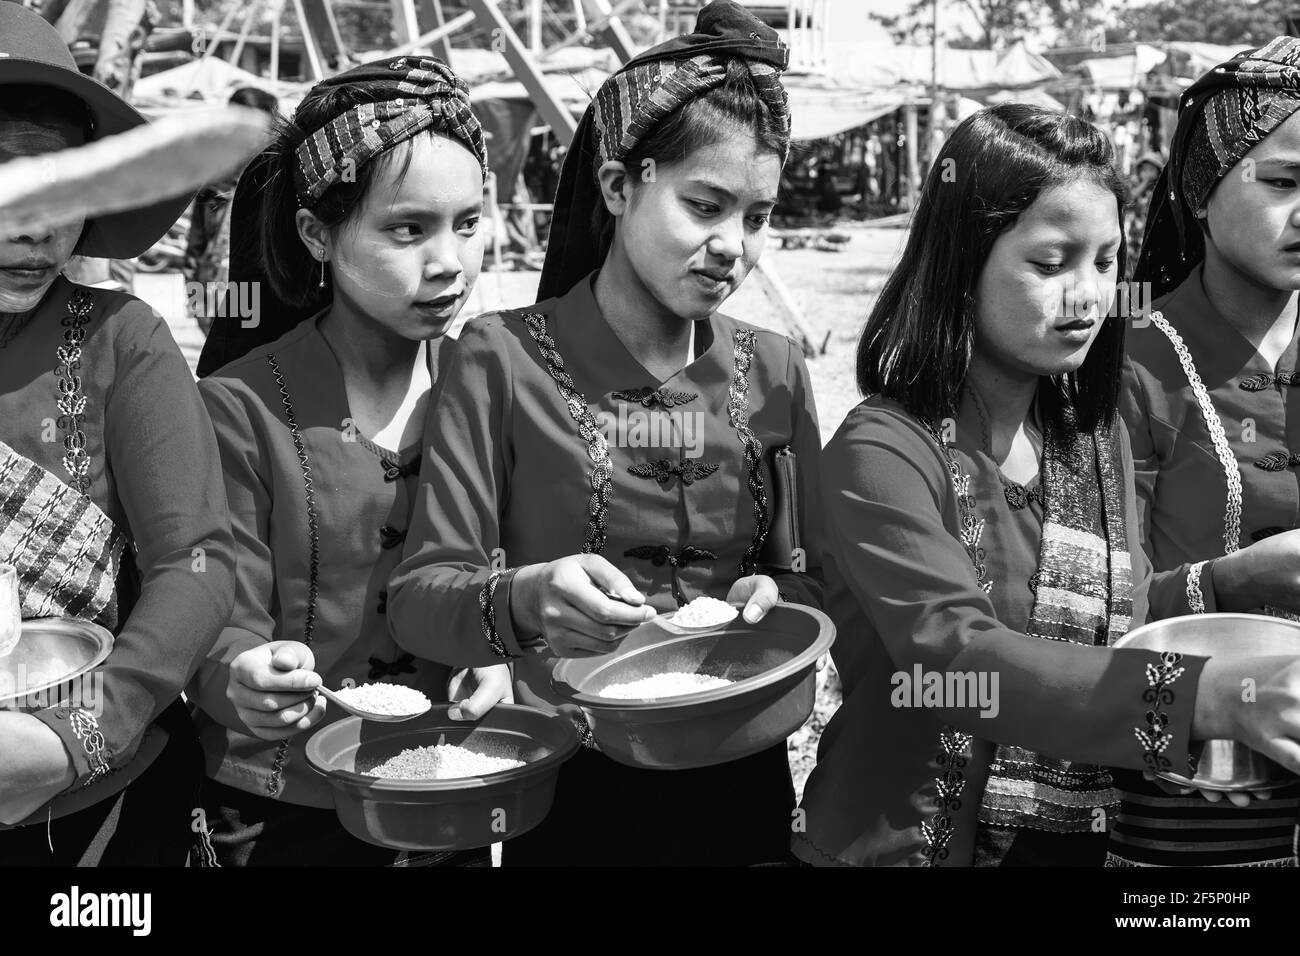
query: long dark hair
[{"left": 856, "top": 104, "right": 1128, "bottom": 432}]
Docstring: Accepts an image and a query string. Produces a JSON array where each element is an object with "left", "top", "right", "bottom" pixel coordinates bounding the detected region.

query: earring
[{"left": 318, "top": 250, "right": 326, "bottom": 288}]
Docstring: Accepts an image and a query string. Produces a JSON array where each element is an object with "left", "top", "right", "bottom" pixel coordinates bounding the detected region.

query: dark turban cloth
[
  {"left": 536, "top": 0, "right": 791, "bottom": 302},
  {"left": 1135, "top": 36, "right": 1300, "bottom": 300}
]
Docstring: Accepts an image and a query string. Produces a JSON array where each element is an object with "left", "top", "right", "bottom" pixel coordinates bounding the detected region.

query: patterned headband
[
  {"left": 1180, "top": 36, "right": 1300, "bottom": 213},
  {"left": 293, "top": 57, "right": 489, "bottom": 209},
  {"left": 591, "top": 52, "right": 790, "bottom": 177}
]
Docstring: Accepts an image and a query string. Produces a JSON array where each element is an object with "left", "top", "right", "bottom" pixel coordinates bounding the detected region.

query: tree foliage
[
  {"left": 1106, "top": 0, "right": 1290, "bottom": 46},
  {"left": 872, "top": 0, "right": 1294, "bottom": 50}
]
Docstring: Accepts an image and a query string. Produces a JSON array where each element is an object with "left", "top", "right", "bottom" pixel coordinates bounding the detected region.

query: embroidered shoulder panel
[
  {"left": 517, "top": 312, "right": 613, "bottom": 554},
  {"left": 726, "top": 330, "right": 768, "bottom": 575},
  {"left": 55, "top": 290, "right": 95, "bottom": 495}
]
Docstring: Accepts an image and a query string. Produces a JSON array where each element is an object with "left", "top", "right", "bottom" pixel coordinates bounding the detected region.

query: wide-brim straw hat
[{"left": 0, "top": 3, "right": 193, "bottom": 257}]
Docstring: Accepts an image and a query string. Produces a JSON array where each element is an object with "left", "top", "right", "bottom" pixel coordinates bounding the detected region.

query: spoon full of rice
[
  {"left": 658, "top": 595, "right": 740, "bottom": 631},
  {"left": 316, "top": 681, "right": 433, "bottom": 722}
]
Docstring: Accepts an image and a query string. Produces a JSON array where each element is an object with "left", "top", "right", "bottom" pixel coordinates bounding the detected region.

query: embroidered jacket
[
  {"left": 192, "top": 318, "right": 450, "bottom": 807},
  {"left": 0, "top": 276, "right": 235, "bottom": 815},
  {"left": 387, "top": 271, "right": 824, "bottom": 708},
  {"left": 793, "top": 396, "right": 1208, "bottom": 867}
]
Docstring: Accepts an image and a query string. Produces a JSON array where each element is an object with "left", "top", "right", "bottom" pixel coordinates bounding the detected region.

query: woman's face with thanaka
[{"left": 0, "top": 115, "right": 87, "bottom": 312}]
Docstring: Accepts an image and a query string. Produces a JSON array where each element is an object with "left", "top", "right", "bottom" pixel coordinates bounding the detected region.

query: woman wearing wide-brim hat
[{"left": 0, "top": 3, "right": 235, "bottom": 865}]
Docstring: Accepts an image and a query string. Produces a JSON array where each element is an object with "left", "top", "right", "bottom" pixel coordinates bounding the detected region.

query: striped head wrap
[
  {"left": 538, "top": 0, "right": 790, "bottom": 301},
  {"left": 293, "top": 55, "right": 488, "bottom": 210},
  {"left": 1135, "top": 37, "right": 1300, "bottom": 298},
  {"left": 590, "top": 51, "right": 789, "bottom": 178}
]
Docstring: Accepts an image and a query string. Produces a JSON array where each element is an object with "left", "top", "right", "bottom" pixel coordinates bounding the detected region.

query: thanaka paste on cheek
[{"left": 332, "top": 237, "right": 421, "bottom": 300}]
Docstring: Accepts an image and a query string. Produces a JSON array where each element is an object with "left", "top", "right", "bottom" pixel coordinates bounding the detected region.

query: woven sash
[
  {"left": 0, "top": 439, "right": 124, "bottom": 630},
  {"left": 977, "top": 402, "right": 1133, "bottom": 832}
]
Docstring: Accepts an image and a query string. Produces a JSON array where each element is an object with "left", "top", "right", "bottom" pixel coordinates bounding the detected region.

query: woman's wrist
[
  {"left": 1209, "top": 549, "right": 1256, "bottom": 612},
  {"left": 1193, "top": 658, "right": 1235, "bottom": 741},
  {"left": 508, "top": 563, "right": 542, "bottom": 635}
]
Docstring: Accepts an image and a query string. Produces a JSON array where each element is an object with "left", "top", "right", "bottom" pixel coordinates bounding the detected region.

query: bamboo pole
[
  {"left": 269, "top": 0, "right": 282, "bottom": 82},
  {"left": 426, "top": 0, "right": 455, "bottom": 64},
  {"left": 530, "top": 0, "right": 543, "bottom": 53},
  {"left": 289, "top": 0, "right": 325, "bottom": 79},
  {"left": 384, "top": 10, "right": 475, "bottom": 57},
  {"left": 228, "top": 0, "right": 263, "bottom": 77}
]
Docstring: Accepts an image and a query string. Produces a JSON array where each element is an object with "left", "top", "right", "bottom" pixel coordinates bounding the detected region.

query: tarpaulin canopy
[
  {"left": 132, "top": 57, "right": 277, "bottom": 101},
  {"left": 815, "top": 38, "right": 1059, "bottom": 91},
  {"left": 1074, "top": 44, "right": 1166, "bottom": 89},
  {"left": 785, "top": 82, "right": 904, "bottom": 141}
]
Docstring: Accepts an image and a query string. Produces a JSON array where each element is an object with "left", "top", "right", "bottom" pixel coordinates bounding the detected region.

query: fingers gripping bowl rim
[{"left": 550, "top": 602, "right": 835, "bottom": 770}]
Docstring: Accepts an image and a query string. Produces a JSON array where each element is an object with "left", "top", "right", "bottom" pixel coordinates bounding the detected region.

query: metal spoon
[{"left": 315, "top": 684, "right": 432, "bottom": 722}]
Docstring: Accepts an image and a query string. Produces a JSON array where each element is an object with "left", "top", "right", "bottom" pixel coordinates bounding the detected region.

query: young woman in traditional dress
[
  {"left": 795, "top": 104, "right": 1300, "bottom": 867},
  {"left": 189, "top": 56, "right": 509, "bottom": 866},
  {"left": 0, "top": 4, "right": 235, "bottom": 865},
  {"left": 387, "top": 0, "right": 824, "bottom": 866},
  {"left": 1116, "top": 37, "right": 1300, "bottom": 867}
]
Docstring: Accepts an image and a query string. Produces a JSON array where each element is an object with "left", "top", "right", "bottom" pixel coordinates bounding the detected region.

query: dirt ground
[
  {"left": 726, "top": 225, "right": 907, "bottom": 795},
  {"left": 139, "top": 222, "right": 908, "bottom": 798}
]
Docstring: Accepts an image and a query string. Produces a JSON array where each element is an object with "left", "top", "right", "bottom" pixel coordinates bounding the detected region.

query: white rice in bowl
[
  {"left": 598, "top": 672, "right": 734, "bottom": 699},
  {"left": 360, "top": 741, "right": 525, "bottom": 780}
]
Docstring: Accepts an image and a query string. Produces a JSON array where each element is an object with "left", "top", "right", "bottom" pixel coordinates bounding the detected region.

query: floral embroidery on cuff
[
  {"left": 59, "top": 707, "right": 112, "bottom": 788},
  {"left": 1136, "top": 651, "right": 1185, "bottom": 775},
  {"left": 1186, "top": 561, "right": 1208, "bottom": 614},
  {"left": 921, "top": 727, "right": 971, "bottom": 866},
  {"left": 478, "top": 569, "right": 511, "bottom": 658}
]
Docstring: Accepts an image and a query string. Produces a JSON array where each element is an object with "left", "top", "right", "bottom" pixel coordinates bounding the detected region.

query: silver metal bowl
[
  {"left": 1113, "top": 613, "right": 1300, "bottom": 791},
  {"left": 0, "top": 617, "right": 113, "bottom": 712},
  {"left": 551, "top": 603, "right": 835, "bottom": 770}
]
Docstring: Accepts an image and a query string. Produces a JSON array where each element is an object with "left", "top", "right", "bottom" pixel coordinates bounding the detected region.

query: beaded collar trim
[{"left": 1149, "top": 310, "right": 1300, "bottom": 622}]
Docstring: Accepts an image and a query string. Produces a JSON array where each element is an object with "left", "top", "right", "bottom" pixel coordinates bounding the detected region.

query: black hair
[
  {"left": 0, "top": 84, "right": 94, "bottom": 141},
  {"left": 228, "top": 86, "right": 279, "bottom": 116},
  {"left": 259, "top": 84, "right": 425, "bottom": 308},
  {"left": 590, "top": 59, "right": 791, "bottom": 260},
  {"left": 855, "top": 103, "right": 1129, "bottom": 433}
]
